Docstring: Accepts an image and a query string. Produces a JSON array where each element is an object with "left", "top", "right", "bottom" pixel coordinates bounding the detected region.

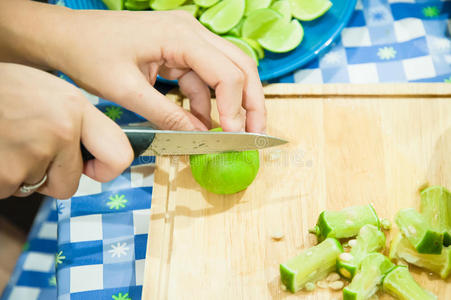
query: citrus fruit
[
  {"left": 289, "top": 0, "right": 332, "bottom": 21},
  {"left": 244, "top": 0, "right": 272, "bottom": 16},
  {"left": 150, "top": 0, "right": 187, "bottom": 10},
  {"left": 176, "top": 4, "right": 199, "bottom": 17},
  {"left": 271, "top": 0, "right": 292, "bottom": 22},
  {"left": 242, "top": 37, "right": 265, "bottom": 59},
  {"left": 189, "top": 128, "right": 259, "bottom": 195},
  {"left": 241, "top": 8, "right": 282, "bottom": 40},
  {"left": 223, "top": 36, "right": 259, "bottom": 65},
  {"left": 257, "top": 19, "right": 303, "bottom": 53},
  {"left": 194, "top": 0, "right": 219, "bottom": 8},
  {"left": 199, "top": 0, "right": 245, "bottom": 34}
]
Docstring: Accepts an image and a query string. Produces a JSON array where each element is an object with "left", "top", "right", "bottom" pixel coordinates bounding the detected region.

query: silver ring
[{"left": 19, "top": 174, "right": 48, "bottom": 194}]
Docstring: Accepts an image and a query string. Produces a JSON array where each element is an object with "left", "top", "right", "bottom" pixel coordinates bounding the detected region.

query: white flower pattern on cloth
[
  {"left": 108, "top": 242, "right": 130, "bottom": 258},
  {"left": 322, "top": 51, "right": 342, "bottom": 65},
  {"left": 377, "top": 46, "right": 397, "bottom": 60}
]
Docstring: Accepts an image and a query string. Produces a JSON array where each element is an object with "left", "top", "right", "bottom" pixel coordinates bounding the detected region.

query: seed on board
[
  {"left": 305, "top": 282, "right": 316, "bottom": 292},
  {"left": 317, "top": 280, "right": 329, "bottom": 289},
  {"left": 339, "top": 253, "right": 354, "bottom": 262},
  {"left": 348, "top": 239, "right": 357, "bottom": 247},
  {"left": 326, "top": 272, "right": 341, "bottom": 282},
  {"left": 271, "top": 232, "right": 284, "bottom": 241},
  {"left": 328, "top": 280, "right": 344, "bottom": 290},
  {"left": 339, "top": 267, "right": 352, "bottom": 279}
]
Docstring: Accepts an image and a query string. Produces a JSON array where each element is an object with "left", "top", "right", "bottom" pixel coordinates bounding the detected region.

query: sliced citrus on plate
[
  {"left": 289, "top": 0, "right": 332, "bottom": 21},
  {"left": 200, "top": 0, "right": 245, "bottom": 34}
]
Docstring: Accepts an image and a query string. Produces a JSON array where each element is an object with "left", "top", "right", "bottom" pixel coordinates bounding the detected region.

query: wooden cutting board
[{"left": 142, "top": 84, "right": 451, "bottom": 300}]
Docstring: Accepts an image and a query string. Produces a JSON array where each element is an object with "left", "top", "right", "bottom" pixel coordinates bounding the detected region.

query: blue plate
[{"left": 59, "top": 0, "right": 356, "bottom": 83}]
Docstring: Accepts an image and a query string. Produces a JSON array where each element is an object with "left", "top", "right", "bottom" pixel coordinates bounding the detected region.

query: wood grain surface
[{"left": 143, "top": 84, "right": 451, "bottom": 300}]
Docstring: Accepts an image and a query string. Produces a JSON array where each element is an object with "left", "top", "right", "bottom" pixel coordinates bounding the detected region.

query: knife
[{"left": 81, "top": 126, "right": 288, "bottom": 161}]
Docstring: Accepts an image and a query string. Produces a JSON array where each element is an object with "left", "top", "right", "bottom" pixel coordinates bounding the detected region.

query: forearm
[{"left": 0, "top": 0, "right": 74, "bottom": 70}]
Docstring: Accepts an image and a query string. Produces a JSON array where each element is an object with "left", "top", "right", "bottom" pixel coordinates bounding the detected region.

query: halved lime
[
  {"left": 289, "top": 0, "right": 332, "bottom": 21},
  {"left": 150, "top": 0, "right": 187, "bottom": 10},
  {"left": 242, "top": 8, "right": 282, "bottom": 40},
  {"left": 200, "top": 0, "right": 245, "bottom": 34},
  {"left": 271, "top": 0, "right": 292, "bottom": 22},
  {"left": 223, "top": 36, "right": 259, "bottom": 65},
  {"left": 125, "top": 0, "right": 149, "bottom": 10},
  {"left": 245, "top": 0, "right": 272, "bottom": 16},
  {"left": 193, "top": 0, "right": 219, "bottom": 8},
  {"left": 103, "top": 0, "right": 124, "bottom": 10},
  {"left": 258, "top": 19, "right": 303, "bottom": 53},
  {"left": 242, "top": 37, "right": 265, "bottom": 59},
  {"left": 176, "top": 4, "right": 199, "bottom": 16},
  {"left": 227, "top": 18, "right": 244, "bottom": 36}
]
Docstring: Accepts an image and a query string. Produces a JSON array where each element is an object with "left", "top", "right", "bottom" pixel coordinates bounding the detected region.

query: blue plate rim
[{"left": 158, "top": 0, "right": 357, "bottom": 85}]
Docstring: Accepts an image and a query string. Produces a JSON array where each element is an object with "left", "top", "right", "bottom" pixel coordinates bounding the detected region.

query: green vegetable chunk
[
  {"left": 280, "top": 238, "right": 343, "bottom": 293},
  {"left": 309, "top": 204, "right": 380, "bottom": 242},
  {"left": 389, "top": 233, "right": 451, "bottom": 279},
  {"left": 343, "top": 253, "right": 394, "bottom": 300},
  {"left": 420, "top": 185, "right": 451, "bottom": 246},
  {"left": 395, "top": 208, "right": 443, "bottom": 254},
  {"left": 382, "top": 266, "right": 437, "bottom": 300},
  {"left": 337, "top": 224, "right": 386, "bottom": 279}
]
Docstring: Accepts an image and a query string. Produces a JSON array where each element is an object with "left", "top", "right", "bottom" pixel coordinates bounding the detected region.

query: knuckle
[
  {"left": 226, "top": 68, "right": 245, "bottom": 87},
  {"left": 162, "top": 110, "right": 191, "bottom": 130},
  {"left": 28, "top": 143, "right": 53, "bottom": 163}
]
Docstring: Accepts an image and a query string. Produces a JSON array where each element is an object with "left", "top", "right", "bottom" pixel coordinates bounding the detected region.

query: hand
[
  {"left": 0, "top": 63, "right": 133, "bottom": 199},
  {"left": 13, "top": 6, "right": 266, "bottom": 132}
]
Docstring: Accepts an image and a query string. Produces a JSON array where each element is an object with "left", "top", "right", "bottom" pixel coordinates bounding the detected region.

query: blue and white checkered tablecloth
[{"left": 1, "top": 0, "right": 450, "bottom": 300}]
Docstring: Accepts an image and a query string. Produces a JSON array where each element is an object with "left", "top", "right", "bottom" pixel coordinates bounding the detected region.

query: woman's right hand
[{"left": 0, "top": 63, "right": 133, "bottom": 199}]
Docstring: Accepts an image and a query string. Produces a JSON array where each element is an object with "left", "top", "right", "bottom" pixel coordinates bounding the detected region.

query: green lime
[
  {"left": 242, "top": 8, "right": 282, "bottom": 40},
  {"left": 242, "top": 37, "right": 265, "bottom": 59},
  {"left": 176, "top": 4, "right": 199, "bottom": 16},
  {"left": 289, "top": 0, "right": 332, "bottom": 21},
  {"left": 103, "top": 0, "right": 124, "bottom": 10},
  {"left": 258, "top": 19, "right": 303, "bottom": 53},
  {"left": 150, "top": 0, "right": 187, "bottom": 10},
  {"left": 125, "top": 0, "right": 149, "bottom": 10},
  {"left": 245, "top": 0, "right": 272, "bottom": 16},
  {"left": 194, "top": 0, "right": 219, "bottom": 7},
  {"left": 189, "top": 128, "right": 259, "bottom": 195},
  {"left": 200, "top": 0, "right": 245, "bottom": 34},
  {"left": 223, "top": 36, "right": 259, "bottom": 65},
  {"left": 227, "top": 18, "right": 244, "bottom": 36},
  {"left": 271, "top": 0, "right": 292, "bottom": 22}
]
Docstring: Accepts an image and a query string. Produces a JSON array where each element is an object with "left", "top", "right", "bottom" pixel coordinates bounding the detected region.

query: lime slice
[
  {"left": 102, "top": 0, "right": 124, "bottom": 10},
  {"left": 194, "top": 0, "right": 219, "bottom": 8},
  {"left": 289, "top": 0, "right": 332, "bottom": 21},
  {"left": 245, "top": 0, "right": 272, "bottom": 16},
  {"left": 200, "top": 0, "right": 245, "bottom": 34},
  {"left": 223, "top": 36, "right": 259, "bottom": 65},
  {"left": 176, "top": 4, "right": 199, "bottom": 16},
  {"left": 258, "top": 19, "right": 303, "bottom": 53},
  {"left": 150, "top": 0, "right": 187, "bottom": 10},
  {"left": 242, "top": 37, "right": 264, "bottom": 59},
  {"left": 227, "top": 18, "right": 244, "bottom": 36},
  {"left": 125, "top": 0, "right": 149, "bottom": 10},
  {"left": 271, "top": 0, "right": 292, "bottom": 22},
  {"left": 242, "top": 8, "right": 282, "bottom": 40}
]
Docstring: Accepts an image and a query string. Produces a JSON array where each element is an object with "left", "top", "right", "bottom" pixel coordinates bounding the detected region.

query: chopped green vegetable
[
  {"left": 343, "top": 253, "right": 395, "bottom": 300},
  {"left": 382, "top": 266, "right": 437, "bottom": 300},
  {"left": 199, "top": 0, "right": 245, "bottom": 34},
  {"left": 280, "top": 238, "right": 343, "bottom": 293},
  {"left": 420, "top": 185, "right": 451, "bottom": 246},
  {"left": 395, "top": 208, "right": 443, "bottom": 254},
  {"left": 309, "top": 204, "right": 380, "bottom": 242},
  {"left": 337, "top": 224, "right": 386, "bottom": 279},
  {"left": 389, "top": 233, "right": 451, "bottom": 279}
]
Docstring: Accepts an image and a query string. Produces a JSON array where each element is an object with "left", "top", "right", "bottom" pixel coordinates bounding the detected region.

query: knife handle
[{"left": 81, "top": 126, "right": 156, "bottom": 162}]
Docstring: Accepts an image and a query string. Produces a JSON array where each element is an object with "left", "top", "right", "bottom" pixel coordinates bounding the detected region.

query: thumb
[
  {"left": 81, "top": 103, "right": 133, "bottom": 182},
  {"left": 107, "top": 66, "right": 208, "bottom": 131}
]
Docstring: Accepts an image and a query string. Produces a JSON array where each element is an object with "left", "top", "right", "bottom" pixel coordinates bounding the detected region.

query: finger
[
  {"left": 168, "top": 37, "right": 246, "bottom": 132},
  {"left": 192, "top": 23, "right": 267, "bottom": 133},
  {"left": 107, "top": 65, "right": 208, "bottom": 131},
  {"left": 0, "top": 150, "right": 27, "bottom": 199},
  {"left": 13, "top": 163, "right": 49, "bottom": 198},
  {"left": 157, "top": 66, "right": 190, "bottom": 81},
  {"left": 81, "top": 103, "right": 134, "bottom": 182},
  {"left": 178, "top": 71, "right": 212, "bottom": 129},
  {"left": 38, "top": 144, "right": 83, "bottom": 199}
]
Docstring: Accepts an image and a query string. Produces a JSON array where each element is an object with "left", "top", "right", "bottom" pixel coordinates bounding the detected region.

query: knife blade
[{"left": 81, "top": 126, "right": 288, "bottom": 161}]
